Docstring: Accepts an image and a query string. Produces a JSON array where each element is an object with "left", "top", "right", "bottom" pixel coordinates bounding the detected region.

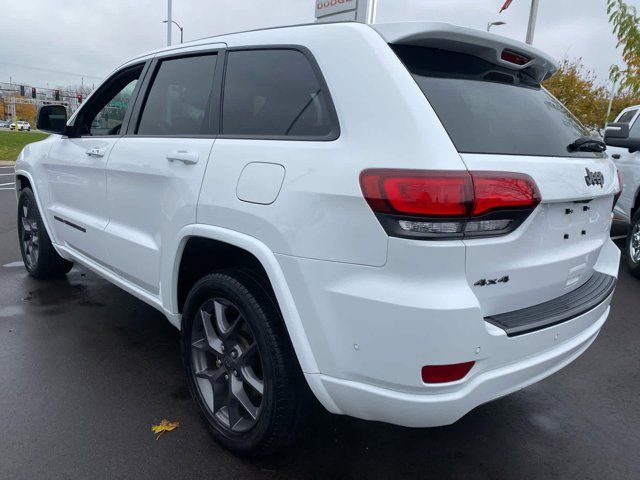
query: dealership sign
[{"left": 315, "top": 0, "right": 358, "bottom": 19}]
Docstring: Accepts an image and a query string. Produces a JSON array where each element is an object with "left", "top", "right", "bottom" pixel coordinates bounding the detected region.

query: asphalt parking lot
[{"left": 0, "top": 169, "right": 638, "bottom": 480}]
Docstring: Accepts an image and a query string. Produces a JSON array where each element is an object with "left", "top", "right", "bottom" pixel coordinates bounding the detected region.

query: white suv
[
  {"left": 17, "top": 22, "right": 621, "bottom": 455},
  {"left": 605, "top": 106, "right": 640, "bottom": 276}
]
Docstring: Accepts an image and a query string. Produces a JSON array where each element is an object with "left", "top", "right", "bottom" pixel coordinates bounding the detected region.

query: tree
[
  {"left": 544, "top": 58, "right": 609, "bottom": 130},
  {"left": 544, "top": 58, "right": 640, "bottom": 129},
  {"left": 607, "top": 0, "right": 640, "bottom": 95}
]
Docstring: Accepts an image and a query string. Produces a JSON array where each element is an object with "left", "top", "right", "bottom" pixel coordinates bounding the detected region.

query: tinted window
[
  {"left": 137, "top": 54, "right": 217, "bottom": 136},
  {"left": 90, "top": 79, "right": 138, "bottom": 135},
  {"left": 78, "top": 65, "right": 142, "bottom": 136},
  {"left": 617, "top": 109, "right": 637, "bottom": 124},
  {"left": 394, "top": 45, "right": 600, "bottom": 158},
  {"left": 222, "top": 49, "right": 337, "bottom": 138}
]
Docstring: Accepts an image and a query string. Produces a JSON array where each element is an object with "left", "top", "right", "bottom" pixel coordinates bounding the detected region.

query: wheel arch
[{"left": 169, "top": 224, "right": 320, "bottom": 375}]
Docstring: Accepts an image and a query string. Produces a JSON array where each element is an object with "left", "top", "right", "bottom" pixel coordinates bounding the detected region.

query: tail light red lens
[
  {"left": 360, "top": 169, "right": 541, "bottom": 239},
  {"left": 422, "top": 361, "right": 475, "bottom": 384},
  {"left": 361, "top": 171, "right": 473, "bottom": 216},
  {"left": 472, "top": 172, "right": 541, "bottom": 216}
]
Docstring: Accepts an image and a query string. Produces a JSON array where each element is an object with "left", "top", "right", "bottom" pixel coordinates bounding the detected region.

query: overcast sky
[{"left": 0, "top": 0, "right": 636, "bottom": 89}]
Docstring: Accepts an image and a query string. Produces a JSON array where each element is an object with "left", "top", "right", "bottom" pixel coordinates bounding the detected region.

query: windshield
[{"left": 393, "top": 45, "right": 601, "bottom": 158}]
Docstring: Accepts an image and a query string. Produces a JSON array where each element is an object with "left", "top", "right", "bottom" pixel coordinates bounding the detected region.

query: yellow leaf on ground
[{"left": 151, "top": 419, "right": 180, "bottom": 439}]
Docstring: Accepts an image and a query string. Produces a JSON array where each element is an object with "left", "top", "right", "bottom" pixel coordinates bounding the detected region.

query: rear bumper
[
  {"left": 278, "top": 237, "right": 619, "bottom": 427},
  {"left": 305, "top": 301, "right": 609, "bottom": 427}
]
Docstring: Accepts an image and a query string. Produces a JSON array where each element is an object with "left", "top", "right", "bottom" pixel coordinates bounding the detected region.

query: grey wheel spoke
[
  {"left": 231, "top": 375, "right": 259, "bottom": 420},
  {"left": 239, "top": 342, "right": 258, "bottom": 366},
  {"left": 213, "top": 300, "right": 241, "bottom": 339},
  {"left": 199, "top": 309, "right": 224, "bottom": 355},
  {"left": 226, "top": 387, "right": 242, "bottom": 428},
  {"left": 241, "top": 366, "right": 264, "bottom": 396},
  {"left": 21, "top": 216, "right": 32, "bottom": 233},
  {"left": 195, "top": 367, "right": 227, "bottom": 412}
]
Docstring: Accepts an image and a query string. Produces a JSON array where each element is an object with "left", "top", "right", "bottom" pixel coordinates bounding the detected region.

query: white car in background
[
  {"left": 606, "top": 106, "right": 640, "bottom": 276},
  {"left": 18, "top": 21, "right": 621, "bottom": 455},
  {"left": 9, "top": 121, "right": 31, "bottom": 131}
]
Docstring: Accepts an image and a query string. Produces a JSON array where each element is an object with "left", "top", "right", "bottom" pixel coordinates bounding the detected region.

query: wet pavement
[{"left": 0, "top": 180, "right": 639, "bottom": 479}]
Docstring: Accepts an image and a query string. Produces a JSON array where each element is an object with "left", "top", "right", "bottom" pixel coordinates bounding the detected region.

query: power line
[{"left": 0, "top": 61, "right": 105, "bottom": 81}]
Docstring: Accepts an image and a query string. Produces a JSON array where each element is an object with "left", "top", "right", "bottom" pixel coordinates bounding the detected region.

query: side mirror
[
  {"left": 36, "top": 105, "right": 68, "bottom": 134},
  {"left": 604, "top": 122, "right": 640, "bottom": 152}
]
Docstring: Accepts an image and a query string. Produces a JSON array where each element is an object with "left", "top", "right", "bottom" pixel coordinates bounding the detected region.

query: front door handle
[
  {"left": 86, "top": 147, "right": 106, "bottom": 157},
  {"left": 167, "top": 150, "right": 199, "bottom": 165}
]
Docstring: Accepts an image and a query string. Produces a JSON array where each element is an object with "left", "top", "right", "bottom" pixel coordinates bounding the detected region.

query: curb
[{"left": 0, "top": 161, "right": 15, "bottom": 166}]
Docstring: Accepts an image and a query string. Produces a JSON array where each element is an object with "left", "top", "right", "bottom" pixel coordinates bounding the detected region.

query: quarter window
[
  {"left": 221, "top": 49, "right": 337, "bottom": 139},
  {"left": 137, "top": 54, "right": 218, "bottom": 136}
]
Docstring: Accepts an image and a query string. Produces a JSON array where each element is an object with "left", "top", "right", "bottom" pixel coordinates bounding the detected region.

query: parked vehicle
[
  {"left": 10, "top": 120, "right": 31, "bottom": 131},
  {"left": 18, "top": 22, "right": 621, "bottom": 455},
  {"left": 0, "top": 120, "right": 8, "bottom": 128},
  {"left": 605, "top": 106, "right": 640, "bottom": 276}
]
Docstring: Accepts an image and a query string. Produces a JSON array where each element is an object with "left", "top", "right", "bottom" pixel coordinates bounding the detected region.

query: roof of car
[{"left": 117, "top": 21, "right": 557, "bottom": 83}]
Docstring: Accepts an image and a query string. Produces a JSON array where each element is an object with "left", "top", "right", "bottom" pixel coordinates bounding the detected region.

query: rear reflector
[
  {"left": 422, "top": 362, "right": 475, "bottom": 384},
  {"left": 360, "top": 169, "right": 540, "bottom": 239},
  {"left": 501, "top": 49, "right": 531, "bottom": 66}
]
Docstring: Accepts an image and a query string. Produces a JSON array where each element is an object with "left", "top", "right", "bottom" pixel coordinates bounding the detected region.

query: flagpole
[{"left": 525, "top": 0, "right": 540, "bottom": 45}]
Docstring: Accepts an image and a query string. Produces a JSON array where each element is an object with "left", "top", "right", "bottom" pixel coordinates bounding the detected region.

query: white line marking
[
  {"left": 611, "top": 235, "right": 627, "bottom": 240},
  {"left": 0, "top": 182, "right": 14, "bottom": 187},
  {"left": 3, "top": 262, "right": 24, "bottom": 268},
  {"left": 0, "top": 173, "right": 15, "bottom": 176},
  {"left": 0, "top": 188, "right": 15, "bottom": 191}
]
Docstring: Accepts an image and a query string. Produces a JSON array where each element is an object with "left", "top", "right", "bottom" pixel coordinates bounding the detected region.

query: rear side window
[
  {"left": 221, "top": 49, "right": 338, "bottom": 139},
  {"left": 393, "top": 45, "right": 601, "bottom": 158},
  {"left": 617, "top": 109, "right": 637, "bottom": 124},
  {"left": 137, "top": 54, "right": 218, "bottom": 136}
]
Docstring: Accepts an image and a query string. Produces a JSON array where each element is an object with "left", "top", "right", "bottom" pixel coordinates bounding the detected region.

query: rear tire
[
  {"left": 181, "top": 270, "right": 309, "bottom": 456},
  {"left": 17, "top": 188, "right": 73, "bottom": 278},
  {"left": 626, "top": 210, "right": 640, "bottom": 278}
]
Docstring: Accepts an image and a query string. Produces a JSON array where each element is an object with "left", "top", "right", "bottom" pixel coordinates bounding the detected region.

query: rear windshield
[{"left": 393, "top": 45, "right": 601, "bottom": 158}]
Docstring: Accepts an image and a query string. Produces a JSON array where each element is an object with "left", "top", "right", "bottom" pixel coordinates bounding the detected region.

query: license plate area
[{"left": 546, "top": 197, "right": 611, "bottom": 243}]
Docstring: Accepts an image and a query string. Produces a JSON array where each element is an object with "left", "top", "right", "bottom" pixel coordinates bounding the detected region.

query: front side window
[
  {"left": 137, "top": 54, "right": 218, "bottom": 136},
  {"left": 221, "top": 49, "right": 338, "bottom": 139},
  {"left": 617, "top": 109, "right": 638, "bottom": 124},
  {"left": 77, "top": 65, "right": 142, "bottom": 136}
]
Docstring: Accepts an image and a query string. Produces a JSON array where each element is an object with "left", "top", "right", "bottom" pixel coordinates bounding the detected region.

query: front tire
[
  {"left": 181, "top": 270, "right": 309, "bottom": 456},
  {"left": 17, "top": 188, "right": 73, "bottom": 278},
  {"left": 626, "top": 210, "right": 640, "bottom": 278}
]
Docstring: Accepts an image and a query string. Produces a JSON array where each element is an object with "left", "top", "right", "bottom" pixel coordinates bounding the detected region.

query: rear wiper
[{"left": 567, "top": 136, "right": 606, "bottom": 153}]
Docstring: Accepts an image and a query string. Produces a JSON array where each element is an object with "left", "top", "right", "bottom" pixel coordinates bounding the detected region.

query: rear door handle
[
  {"left": 167, "top": 150, "right": 199, "bottom": 165},
  {"left": 86, "top": 147, "right": 106, "bottom": 157}
]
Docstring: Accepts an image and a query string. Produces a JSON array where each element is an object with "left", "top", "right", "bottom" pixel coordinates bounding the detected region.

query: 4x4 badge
[
  {"left": 474, "top": 276, "right": 510, "bottom": 287},
  {"left": 584, "top": 168, "right": 604, "bottom": 188}
]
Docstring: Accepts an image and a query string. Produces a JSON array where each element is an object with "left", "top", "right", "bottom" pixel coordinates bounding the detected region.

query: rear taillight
[{"left": 360, "top": 169, "right": 540, "bottom": 240}]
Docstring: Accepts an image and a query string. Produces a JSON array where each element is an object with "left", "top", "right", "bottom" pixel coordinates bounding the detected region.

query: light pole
[
  {"left": 166, "top": 0, "right": 172, "bottom": 46},
  {"left": 487, "top": 21, "right": 506, "bottom": 32},
  {"left": 526, "top": 0, "right": 540, "bottom": 45},
  {"left": 163, "top": 19, "right": 184, "bottom": 44}
]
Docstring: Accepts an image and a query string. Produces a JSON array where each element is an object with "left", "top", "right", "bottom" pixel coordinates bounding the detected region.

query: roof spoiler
[{"left": 373, "top": 22, "right": 558, "bottom": 84}]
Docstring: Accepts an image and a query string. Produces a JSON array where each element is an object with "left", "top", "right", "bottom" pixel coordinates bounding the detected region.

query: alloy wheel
[
  {"left": 19, "top": 200, "right": 39, "bottom": 269},
  {"left": 190, "top": 297, "right": 264, "bottom": 433},
  {"left": 630, "top": 222, "right": 640, "bottom": 263}
]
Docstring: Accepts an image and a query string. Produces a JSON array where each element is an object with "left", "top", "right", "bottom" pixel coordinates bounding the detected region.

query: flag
[{"left": 500, "top": 0, "right": 514, "bottom": 13}]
